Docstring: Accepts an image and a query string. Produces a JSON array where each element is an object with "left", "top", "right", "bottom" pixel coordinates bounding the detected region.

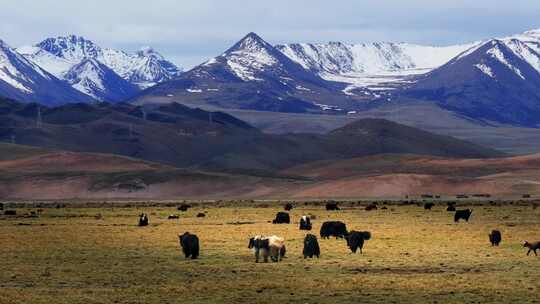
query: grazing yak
[
  {"left": 325, "top": 202, "right": 340, "bottom": 211},
  {"left": 345, "top": 231, "right": 372, "bottom": 254},
  {"left": 320, "top": 221, "right": 348, "bottom": 239},
  {"left": 178, "top": 204, "right": 191, "bottom": 212},
  {"left": 299, "top": 216, "right": 312, "bottom": 230},
  {"left": 454, "top": 209, "right": 473, "bottom": 222},
  {"left": 248, "top": 235, "right": 286, "bottom": 262},
  {"left": 284, "top": 203, "right": 294, "bottom": 211},
  {"left": 197, "top": 213, "right": 206, "bottom": 218},
  {"left": 303, "top": 234, "right": 320, "bottom": 259},
  {"left": 523, "top": 241, "right": 540, "bottom": 256},
  {"left": 138, "top": 213, "right": 149, "bottom": 226},
  {"left": 179, "top": 232, "right": 199, "bottom": 259},
  {"left": 168, "top": 214, "right": 180, "bottom": 219},
  {"left": 489, "top": 230, "right": 502, "bottom": 246},
  {"left": 365, "top": 204, "right": 377, "bottom": 211},
  {"left": 424, "top": 202, "right": 435, "bottom": 210},
  {"left": 248, "top": 236, "right": 270, "bottom": 263},
  {"left": 4, "top": 210, "right": 16, "bottom": 216},
  {"left": 272, "top": 212, "right": 290, "bottom": 224}
]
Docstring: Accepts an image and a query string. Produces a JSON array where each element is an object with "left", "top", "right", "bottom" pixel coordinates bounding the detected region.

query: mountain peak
[
  {"left": 37, "top": 34, "right": 101, "bottom": 59},
  {"left": 136, "top": 46, "right": 165, "bottom": 60},
  {"left": 227, "top": 32, "right": 273, "bottom": 53}
]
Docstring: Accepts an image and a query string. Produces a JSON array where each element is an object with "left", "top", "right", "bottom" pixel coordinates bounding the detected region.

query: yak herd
[{"left": 136, "top": 201, "right": 539, "bottom": 261}]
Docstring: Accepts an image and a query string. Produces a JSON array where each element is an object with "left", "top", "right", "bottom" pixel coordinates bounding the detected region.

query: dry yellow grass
[{"left": 0, "top": 203, "right": 539, "bottom": 303}]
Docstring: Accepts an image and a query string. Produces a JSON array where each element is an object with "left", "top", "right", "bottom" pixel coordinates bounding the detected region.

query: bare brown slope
[
  {"left": 0, "top": 143, "right": 297, "bottom": 200},
  {"left": 281, "top": 154, "right": 540, "bottom": 198}
]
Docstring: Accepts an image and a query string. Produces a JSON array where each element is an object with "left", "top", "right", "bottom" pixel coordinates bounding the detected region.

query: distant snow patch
[{"left": 475, "top": 64, "right": 495, "bottom": 78}]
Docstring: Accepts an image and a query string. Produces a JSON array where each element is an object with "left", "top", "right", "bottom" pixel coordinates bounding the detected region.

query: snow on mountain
[
  {"left": 276, "top": 41, "right": 476, "bottom": 93},
  {"left": 224, "top": 33, "right": 279, "bottom": 81},
  {"left": 0, "top": 39, "right": 92, "bottom": 105},
  {"left": 19, "top": 35, "right": 182, "bottom": 89},
  {"left": 134, "top": 33, "right": 346, "bottom": 113},
  {"left": 406, "top": 38, "right": 540, "bottom": 126},
  {"left": 64, "top": 58, "right": 139, "bottom": 102}
]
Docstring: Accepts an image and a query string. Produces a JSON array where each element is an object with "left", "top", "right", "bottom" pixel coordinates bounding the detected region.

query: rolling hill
[{"left": 0, "top": 98, "right": 502, "bottom": 176}]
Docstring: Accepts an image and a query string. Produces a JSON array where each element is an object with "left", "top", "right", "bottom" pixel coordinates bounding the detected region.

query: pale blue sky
[{"left": 1, "top": 0, "right": 539, "bottom": 68}]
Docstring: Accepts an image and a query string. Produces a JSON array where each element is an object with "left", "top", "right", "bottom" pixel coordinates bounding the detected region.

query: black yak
[
  {"left": 4, "top": 210, "right": 16, "bottom": 216},
  {"left": 299, "top": 216, "right": 312, "bottom": 230},
  {"left": 197, "top": 213, "right": 206, "bottom": 218},
  {"left": 303, "top": 234, "right": 320, "bottom": 259},
  {"left": 523, "top": 241, "right": 540, "bottom": 256},
  {"left": 325, "top": 202, "right": 340, "bottom": 211},
  {"left": 179, "top": 232, "right": 199, "bottom": 259},
  {"left": 178, "top": 204, "right": 191, "bottom": 212},
  {"left": 424, "top": 202, "right": 435, "bottom": 210},
  {"left": 168, "top": 214, "right": 180, "bottom": 219},
  {"left": 365, "top": 204, "right": 377, "bottom": 211},
  {"left": 272, "top": 212, "right": 290, "bottom": 224},
  {"left": 489, "top": 230, "right": 502, "bottom": 246},
  {"left": 248, "top": 236, "right": 270, "bottom": 263},
  {"left": 138, "top": 213, "right": 149, "bottom": 226},
  {"left": 447, "top": 205, "right": 456, "bottom": 212},
  {"left": 284, "top": 203, "right": 294, "bottom": 211},
  {"left": 345, "top": 231, "right": 371, "bottom": 254},
  {"left": 454, "top": 209, "right": 473, "bottom": 222},
  {"left": 320, "top": 221, "right": 348, "bottom": 239}
]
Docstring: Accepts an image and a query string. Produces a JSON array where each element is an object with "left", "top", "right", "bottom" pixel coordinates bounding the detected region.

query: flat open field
[{"left": 1, "top": 202, "right": 539, "bottom": 303}]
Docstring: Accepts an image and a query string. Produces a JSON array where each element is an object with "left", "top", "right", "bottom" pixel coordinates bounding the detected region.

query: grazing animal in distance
[
  {"left": 248, "top": 236, "right": 270, "bottom": 263},
  {"left": 168, "top": 214, "right": 179, "bottom": 219},
  {"left": 138, "top": 213, "right": 149, "bottom": 226},
  {"left": 320, "top": 221, "right": 348, "bottom": 239},
  {"left": 196, "top": 213, "right": 206, "bottom": 218},
  {"left": 268, "top": 235, "right": 286, "bottom": 262},
  {"left": 272, "top": 212, "right": 290, "bottom": 224},
  {"left": 365, "top": 204, "right": 377, "bottom": 211},
  {"left": 489, "top": 230, "right": 502, "bottom": 246},
  {"left": 299, "top": 216, "right": 312, "bottom": 230},
  {"left": 303, "top": 234, "right": 320, "bottom": 259},
  {"left": 249, "top": 235, "right": 286, "bottom": 262},
  {"left": 284, "top": 203, "right": 294, "bottom": 211},
  {"left": 523, "top": 241, "right": 540, "bottom": 256},
  {"left": 4, "top": 210, "right": 16, "bottom": 216},
  {"left": 179, "top": 232, "right": 199, "bottom": 259},
  {"left": 325, "top": 202, "right": 340, "bottom": 211},
  {"left": 454, "top": 209, "right": 473, "bottom": 222},
  {"left": 447, "top": 205, "right": 456, "bottom": 212},
  {"left": 424, "top": 202, "right": 435, "bottom": 210},
  {"left": 345, "top": 231, "right": 371, "bottom": 254},
  {"left": 178, "top": 204, "right": 191, "bottom": 212}
]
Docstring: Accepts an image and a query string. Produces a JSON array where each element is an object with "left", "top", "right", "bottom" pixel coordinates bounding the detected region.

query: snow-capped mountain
[
  {"left": 135, "top": 33, "right": 349, "bottom": 113},
  {"left": 405, "top": 39, "right": 540, "bottom": 126},
  {"left": 19, "top": 35, "right": 182, "bottom": 91},
  {"left": 64, "top": 58, "right": 139, "bottom": 102},
  {"left": 276, "top": 41, "right": 477, "bottom": 93},
  {"left": 0, "top": 39, "right": 93, "bottom": 105}
]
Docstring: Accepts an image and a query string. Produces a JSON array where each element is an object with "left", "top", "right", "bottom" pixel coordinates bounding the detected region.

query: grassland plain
[{"left": 0, "top": 202, "right": 539, "bottom": 304}]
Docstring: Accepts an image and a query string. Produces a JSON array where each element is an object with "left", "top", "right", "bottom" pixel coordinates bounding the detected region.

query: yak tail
[{"left": 360, "top": 231, "right": 372, "bottom": 240}]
